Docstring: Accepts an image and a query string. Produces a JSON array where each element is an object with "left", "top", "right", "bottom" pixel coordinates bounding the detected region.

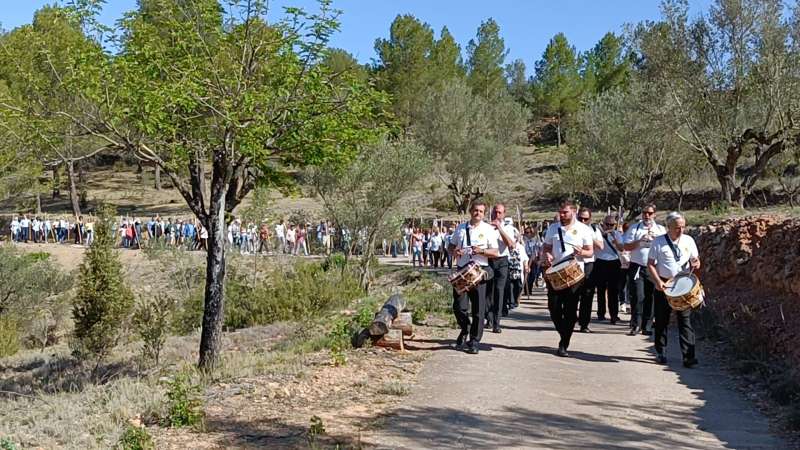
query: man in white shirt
[
  {"left": 541, "top": 200, "right": 595, "bottom": 357},
  {"left": 19, "top": 215, "right": 30, "bottom": 242},
  {"left": 647, "top": 212, "right": 701, "bottom": 367},
  {"left": 447, "top": 200, "right": 499, "bottom": 355},
  {"left": 622, "top": 203, "right": 666, "bottom": 336},
  {"left": 275, "top": 220, "right": 286, "bottom": 253},
  {"left": 593, "top": 214, "right": 625, "bottom": 324},
  {"left": 576, "top": 207, "right": 604, "bottom": 333},
  {"left": 10, "top": 216, "right": 20, "bottom": 242},
  {"left": 486, "top": 203, "right": 518, "bottom": 334}
]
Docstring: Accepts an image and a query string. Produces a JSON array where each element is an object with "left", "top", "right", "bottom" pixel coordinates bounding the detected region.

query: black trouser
[
  {"left": 446, "top": 251, "right": 452, "bottom": 269},
  {"left": 487, "top": 256, "right": 509, "bottom": 330},
  {"left": 594, "top": 259, "right": 622, "bottom": 320},
  {"left": 453, "top": 278, "right": 489, "bottom": 345},
  {"left": 431, "top": 250, "right": 442, "bottom": 268},
  {"left": 578, "top": 262, "right": 595, "bottom": 328},
  {"left": 654, "top": 285, "right": 695, "bottom": 360},
  {"left": 547, "top": 281, "right": 582, "bottom": 350},
  {"left": 510, "top": 277, "right": 523, "bottom": 307},
  {"left": 627, "top": 263, "right": 654, "bottom": 331}
]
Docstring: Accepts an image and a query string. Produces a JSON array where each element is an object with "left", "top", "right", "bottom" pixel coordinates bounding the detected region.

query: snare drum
[
  {"left": 448, "top": 262, "right": 487, "bottom": 295},
  {"left": 544, "top": 259, "right": 584, "bottom": 291},
  {"left": 664, "top": 273, "right": 705, "bottom": 311}
]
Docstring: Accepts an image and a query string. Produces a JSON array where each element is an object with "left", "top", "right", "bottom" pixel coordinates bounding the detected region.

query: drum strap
[
  {"left": 604, "top": 233, "right": 618, "bottom": 256},
  {"left": 465, "top": 223, "right": 471, "bottom": 247},
  {"left": 665, "top": 236, "right": 680, "bottom": 261},
  {"left": 557, "top": 227, "right": 566, "bottom": 253}
]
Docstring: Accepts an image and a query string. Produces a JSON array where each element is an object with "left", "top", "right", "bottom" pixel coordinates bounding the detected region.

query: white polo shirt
[
  {"left": 543, "top": 221, "right": 594, "bottom": 270},
  {"left": 596, "top": 230, "right": 623, "bottom": 261},
  {"left": 495, "top": 222, "right": 519, "bottom": 258},
  {"left": 582, "top": 224, "right": 603, "bottom": 264},
  {"left": 648, "top": 233, "right": 699, "bottom": 279},
  {"left": 623, "top": 220, "right": 667, "bottom": 266},
  {"left": 451, "top": 220, "right": 499, "bottom": 267}
]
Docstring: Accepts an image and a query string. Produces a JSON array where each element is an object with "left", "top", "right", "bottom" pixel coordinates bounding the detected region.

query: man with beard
[{"left": 541, "top": 200, "right": 595, "bottom": 357}]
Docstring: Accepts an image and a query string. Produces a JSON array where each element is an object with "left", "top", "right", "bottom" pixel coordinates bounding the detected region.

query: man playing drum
[
  {"left": 541, "top": 200, "right": 595, "bottom": 357},
  {"left": 448, "top": 200, "right": 499, "bottom": 355},
  {"left": 647, "top": 212, "right": 701, "bottom": 367}
]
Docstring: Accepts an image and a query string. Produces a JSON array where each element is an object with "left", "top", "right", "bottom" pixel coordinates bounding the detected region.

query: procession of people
[{"left": 446, "top": 199, "right": 703, "bottom": 369}]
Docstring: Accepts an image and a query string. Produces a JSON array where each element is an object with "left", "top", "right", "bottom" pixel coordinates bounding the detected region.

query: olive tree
[
  {"left": 309, "top": 138, "right": 430, "bottom": 292},
  {"left": 413, "top": 78, "right": 528, "bottom": 213}
]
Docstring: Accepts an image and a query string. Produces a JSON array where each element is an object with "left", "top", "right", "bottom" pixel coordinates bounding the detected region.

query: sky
[{"left": 1, "top": 0, "right": 714, "bottom": 73}]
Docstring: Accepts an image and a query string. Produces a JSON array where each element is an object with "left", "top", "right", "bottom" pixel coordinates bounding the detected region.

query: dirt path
[{"left": 366, "top": 287, "right": 788, "bottom": 449}]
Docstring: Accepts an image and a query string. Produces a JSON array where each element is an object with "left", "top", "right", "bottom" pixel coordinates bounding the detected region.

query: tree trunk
[
  {"left": 198, "top": 181, "right": 225, "bottom": 372},
  {"left": 154, "top": 165, "right": 161, "bottom": 191},
  {"left": 35, "top": 192, "right": 42, "bottom": 215},
  {"left": 556, "top": 120, "right": 562, "bottom": 148},
  {"left": 66, "top": 160, "right": 81, "bottom": 218},
  {"left": 52, "top": 168, "right": 60, "bottom": 199}
]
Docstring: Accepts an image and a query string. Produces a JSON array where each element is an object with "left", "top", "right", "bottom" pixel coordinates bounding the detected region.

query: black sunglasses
[{"left": 578, "top": 217, "right": 591, "bottom": 222}]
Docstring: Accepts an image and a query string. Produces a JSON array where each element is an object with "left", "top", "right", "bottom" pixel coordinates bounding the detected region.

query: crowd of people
[{"left": 443, "top": 199, "right": 700, "bottom": 372}]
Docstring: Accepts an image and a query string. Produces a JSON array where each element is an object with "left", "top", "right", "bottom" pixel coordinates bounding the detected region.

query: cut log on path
[{"left": 369, "top": 294, "right": 406, "bottom": 336}]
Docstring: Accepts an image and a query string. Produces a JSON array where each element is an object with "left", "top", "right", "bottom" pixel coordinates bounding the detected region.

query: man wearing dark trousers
[
  {"left": 622, "top": 204, "right": 666, "bottom": 336},
  {"left": 448, "top": 200, "right": 499, "bottom": 355},
  {"left": 647, "top": 211, "right": 700, "bottom": 367},
  {"left": 541, "top": 200, "right": 595, "bottom": 357},
  {"left": 576, "top": 207, "right": 604, "bottom": 333},
  {"left": 593, "top": 214, "right": 625, "bottom": 324},
  {"left": 486, "top": 203, "right": 517, "bottom": 334}
]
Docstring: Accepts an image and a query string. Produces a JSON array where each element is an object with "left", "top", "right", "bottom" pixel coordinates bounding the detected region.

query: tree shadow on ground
[{"left": 205, "top": 416, "right": 366, "bottom": 450}]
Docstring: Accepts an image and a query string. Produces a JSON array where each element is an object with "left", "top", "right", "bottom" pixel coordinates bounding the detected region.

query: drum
[
  {"left": 544, "top": 259, "right": 584, "bottom": 291},
  {"left": 448, "top": 262, "right": 487, "bottom": 295},
  {"left": 664, "top": 273, "right": 705, "bottom": 311}
]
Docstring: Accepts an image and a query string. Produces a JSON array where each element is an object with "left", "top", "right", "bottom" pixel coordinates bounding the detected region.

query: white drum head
[
  {"left": 546, "top": 259, "right": 573, "bottom": 274},
  {"left": 666, "top": 274, "right": 696, "bottom": 296}
]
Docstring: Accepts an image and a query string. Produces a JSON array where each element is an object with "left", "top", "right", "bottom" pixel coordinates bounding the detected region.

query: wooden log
[
  {"left": 369, "top": 294, "right": 406, "bottom": 336},
  {"left": 390, "top": 312, "right": 413, "bottom": 336}
]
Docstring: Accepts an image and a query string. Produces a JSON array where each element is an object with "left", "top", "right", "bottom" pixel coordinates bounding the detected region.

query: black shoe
[
  {"left": 466, "top": 342, "right": 479, "bottom": 354},
  {"left": 579, "top": 326, "right": 592, "bottom": 333},
  {"left": 556, "top": 346, "right": 569, "bottom": 357},
  {"left": 492, "top": 327, "right": 502, "bottom": 334},
  {"left": 596, "top": 316, "right": 607, "bottom": 321},
  {"left": 656, "top": 353, "right": 667, "bottom": 364},
  {"left": 683, "top": 357, "right": 698, "bottom": 368},
  {"left": 455, "top": 332, "right": 467, "bottom": 350},
  {"left": 610, "top": 317, "right": 619, "bottom": 325},
  {"left": 641, "top": 329, "right": 653, "bottom": 336},
  {"left": 628, "top": 327, "right": 639, "bottom": 336}
]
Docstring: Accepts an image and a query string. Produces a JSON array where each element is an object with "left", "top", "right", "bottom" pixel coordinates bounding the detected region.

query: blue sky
[{"left": 2, "top": 0, "right": 714, "bottom": 72}]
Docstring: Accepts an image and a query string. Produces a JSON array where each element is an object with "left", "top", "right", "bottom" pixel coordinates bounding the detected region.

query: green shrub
[
  {"left": 164, "top": 372, "right": 204, "bottom": 429},
  {"left": 133, "top": 295, "right": 175, "bottom": 366},
  {"left": 308, "top": 415, "right": 326, "bottom": 439},
  {"left": 117, "top": 424, "right": 154, "bottom": 450},
  {"left": 321, "top": 253, "right": 347, "bottom": 272},
  {"left": 72, "top": 205, "right": 134, "bottom": 364},
  {"left": 0, "top": 317, "right": 20, "bottom": 358}
]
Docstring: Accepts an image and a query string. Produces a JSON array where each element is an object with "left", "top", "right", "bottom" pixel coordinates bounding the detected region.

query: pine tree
[
  {"left": 582, "top": 32, "right": 632, "bottom": 95},
  {"left": 531, "top": 33, "right": 582, "bottom": 147},
  {"left": 72, "top": 204, "right": 133, "bottom": 367},
  {"left": 466, "top": 18, "right": 509, "bottom": 98},
  {"left": 505, "top": 58, "right": 528, "bottom": 104}
]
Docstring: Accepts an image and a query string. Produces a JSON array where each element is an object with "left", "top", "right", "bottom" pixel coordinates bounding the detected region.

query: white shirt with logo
[
  {"left": 544, "top": 221, "right": 594, "bottom": 270},
  {"left": 450, "top": 220, "right": 499, "bottom": 267},
  {"left": 648, "top": 234, "right": 699, "bottom": 280},
  {"left": 622, "top": 220, "right": 667, "bottom": 266}
]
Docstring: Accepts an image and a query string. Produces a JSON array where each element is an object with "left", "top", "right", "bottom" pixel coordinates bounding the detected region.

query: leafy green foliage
[
  {"left": 116, "top": 424, "right": 154, "bottom": 450},
  {"left": 0, "top": 317, "right": 20, "bottom": 358},
  {"left": 466, "top": 18, "right": 508, "bottom": 98},
  {"left": 0, "top": 437, "right": 17, "bottom": 450},
  {"left": 581, "top": 32, "right": 632, "bottom": 95},
  {"left": 72, "top": 205, "right": 134, "bottom": 363},
  {"left": 309, "top": 138, "right": 431, "bottom": 291},
  {"left": 133, "top": 295, "right": 175, "bottom": 366},
  {"left": 164, "top": 372, "right": 204, "bottom": 429},
  {"left": 413, "top": 78, "right": 528, "bottom": 212},
  {"left": 531, "top": 33, "right": 582, "bottom": 145}
]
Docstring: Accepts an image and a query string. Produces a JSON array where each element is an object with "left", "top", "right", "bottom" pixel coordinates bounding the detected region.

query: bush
[
  {"left": 0, "top": 317, "right": 20, "bottom": 358},
  {"left": 116, "top": 424, "right": 154, "bottom": 450},
  {"left": 133, "top": 295, "right": 174, "bottom": 366},
  {"left": 321, "top": 253, "right": 347, "bottom": 272},
  {"left": 176, "top": 260, "right": 362, "bottom": 332},
  {"left": 164, "top": 372, "right": 204, "bottom": 429},
  {"left": 72, "top": 205, "right": 134, "bottom": 365},
  {"left": 0, "top": 437, "right": 17, "bottom": 450}
]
